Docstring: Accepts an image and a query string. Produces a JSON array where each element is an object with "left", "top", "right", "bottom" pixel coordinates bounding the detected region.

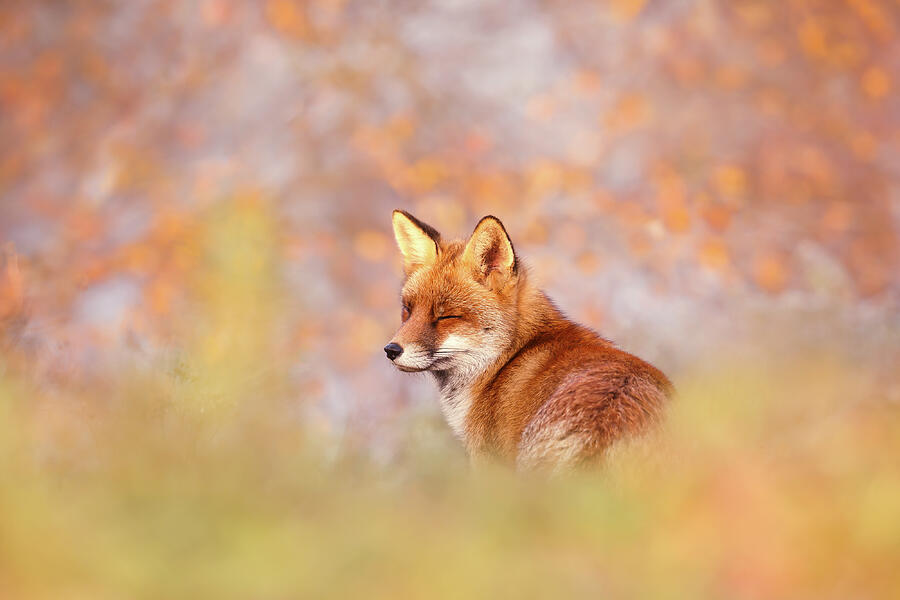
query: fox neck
[{"left": 431, "top": 284, "right": 564, "bottom": 440}]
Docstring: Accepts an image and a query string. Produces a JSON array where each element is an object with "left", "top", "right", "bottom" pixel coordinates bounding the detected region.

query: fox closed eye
[{"left": 436, "top": 315, "right": 462, "bottom": 321}]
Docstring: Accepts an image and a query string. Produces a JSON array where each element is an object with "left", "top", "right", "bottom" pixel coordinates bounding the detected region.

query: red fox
[{"left": 385, "top": 210, "right": 673, "bottom": 472}]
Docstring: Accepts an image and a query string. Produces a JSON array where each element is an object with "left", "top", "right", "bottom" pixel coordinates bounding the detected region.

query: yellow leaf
[{"left": 714, "top": 166, "right": 747, "bottom": 197}]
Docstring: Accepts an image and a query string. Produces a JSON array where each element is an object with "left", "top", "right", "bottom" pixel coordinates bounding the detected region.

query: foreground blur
[
  {"left": 1, "top": 202, "right": 898, "bottom": 598},
  {"left": 1, "top": 321, "right": 898, "bottom": 599}
]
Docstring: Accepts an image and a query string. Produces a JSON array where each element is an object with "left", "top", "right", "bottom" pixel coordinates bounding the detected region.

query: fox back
[{"left": 385, "top": 210, "right": 672, "bottom": 472}]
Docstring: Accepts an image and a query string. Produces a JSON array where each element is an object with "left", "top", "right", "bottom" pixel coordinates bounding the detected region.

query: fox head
[{"left": 385, "top": 210, "right": 521, "bottom": 379}]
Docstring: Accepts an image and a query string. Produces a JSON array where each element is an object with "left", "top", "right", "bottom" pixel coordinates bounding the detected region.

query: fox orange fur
[{"left": 385, "top": 210, "right": 673, "bottom": 472}]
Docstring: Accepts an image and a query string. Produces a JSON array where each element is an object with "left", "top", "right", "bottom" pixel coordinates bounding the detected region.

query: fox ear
[
  {"left": 463, "top": 216, "right": 517, "bottom": 288},
  {"left": 392, "top": 210, "right": 440, "bottom": 275}
]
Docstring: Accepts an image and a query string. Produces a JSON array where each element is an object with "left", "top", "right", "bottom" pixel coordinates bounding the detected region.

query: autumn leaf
[
  {"left": 656, "top": 168, "right": 690, "bottom": 233},
  {"left": 573, "top": 69, "right": 602, "bottom": 94},
  {"left": 850, "top": 132, "right": 878, "bottom": 161},
  {"left": 0, "top": 244, "right": 24, "bottom": 320},
  {"left": 610, "top": 0, "right": 648, "bottom": 22},
  {"left": 820, "top": 202, "right": 853, "bottom": 239},
  {"left": 715, "top": 66, "right": 748, "bottom": 90},
  {"left": 753, "top": 252, "right": 789, "bottom": 293},
  {"left": 715, "top": 166, "right": 747, "bottom": 197},
  {"left": 606, "top": 93, "right": 653, "bottom": 131},
  {"left": 698, "top": 238, "right": 730, "bottom": 272},
  {"left": 734, "top": 3, "right": 772, "bottom": 29},
  {"left": 148, "top": 279, "right": 175, "bottom": 316},
  {"left": 265, "top": 0, "right": 309, "bottom": 38},
  {"left": 661, "top": 201, "right": 691, "bottom": 233},
  {"left": 861, "top": 67, "right": 891, "bottom": 99},
  {"left": 798, "top": 19, "right": 828, "bottom": 60},
  {"left": 700, "top": 202, "right": 732, "bottom": 233}
]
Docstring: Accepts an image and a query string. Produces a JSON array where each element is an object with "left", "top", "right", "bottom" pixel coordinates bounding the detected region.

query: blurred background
[{"left": 1, "top": 1, "right": 899, "bottom": 598}]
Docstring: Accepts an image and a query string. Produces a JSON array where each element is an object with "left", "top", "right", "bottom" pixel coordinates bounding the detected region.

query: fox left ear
[
  {"left": 392, "top": 210, "right": 441, "bottom": 275},
  {"left": 463, "top": 216, "right": 517, "bottom": 288}
]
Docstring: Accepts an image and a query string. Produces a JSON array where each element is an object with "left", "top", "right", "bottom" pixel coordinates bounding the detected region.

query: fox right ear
[
  {"left": 463, "top": 215, "right": 517, "bottom": 290},
  {"left": 392, "top": 210, "right": 440, "bottom": 275}
]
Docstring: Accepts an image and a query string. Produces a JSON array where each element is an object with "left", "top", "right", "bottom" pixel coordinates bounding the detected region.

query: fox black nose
[{"left": 384, "top": 343, "right": 403, "bottom": 361}]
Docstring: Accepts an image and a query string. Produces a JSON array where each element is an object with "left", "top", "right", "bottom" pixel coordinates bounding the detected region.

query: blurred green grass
[{"left": 0, "top": 201, "right": 898, "bottom": 599}]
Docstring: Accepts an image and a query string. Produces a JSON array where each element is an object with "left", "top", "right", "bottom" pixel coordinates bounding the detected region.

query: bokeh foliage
[{"left": 1, "top": 2, "right": 899, "bottom": 597}]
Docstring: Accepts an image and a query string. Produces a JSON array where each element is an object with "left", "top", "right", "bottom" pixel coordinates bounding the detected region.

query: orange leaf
[
  {"left": 714, "top": 166, "right": 747, "bottom": 197},
  {"left": 798, "top": 19, "right": 827, "bottom": 60},
  {"left": 610, "top": 0, "right": 648, "bottom": 21},
  {"left": 735, "top": 3, "right": 771, "bottom": 29},
  {"left": 573, "top": 69, "right": 602, "bottom": 94},
  {"left": 753, "top": 252, "right": 789, "bottom": 293},
  {"left": 850, "top": 132, "right": 877, "bottom": 161},
  {"left": 0, "top": 243, "right": 24, "bottom": 318},
  {"left": 698, "top": 239, "right": 730, "bottom": 271},
  {"left": 606, "top": 93, "right": 652, "bottom": 131},
  {"left": 820, "top": 202, "right": 853, "bottom": 239},
  {"left": 656, "top": 170, "right": 690, "bottom": 233},
  {"left": 861, "top": 67, "right": 891, "bottom": 100},
  {"left": 662, "top": 203, "right": 691, "bottom": 233},
  {"left": 715, "top": 66, "right": 748, "bottom": 90},
  {"left": 148, "top": 279, "right": 175, "bottom": 316},
  {"left": 848, "top": 238, "right": 891, "bottom": 297},
  {"left": 700, "top": 203, "right": 732, "bottom": 233},
  {"left": 265, "top": 0, "right": 309, "bottom": 38}
]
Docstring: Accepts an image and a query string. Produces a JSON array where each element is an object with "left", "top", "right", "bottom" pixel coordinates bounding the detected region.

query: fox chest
[{"left": 438, "top": 386, "right": 474, "bottom": 441}]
